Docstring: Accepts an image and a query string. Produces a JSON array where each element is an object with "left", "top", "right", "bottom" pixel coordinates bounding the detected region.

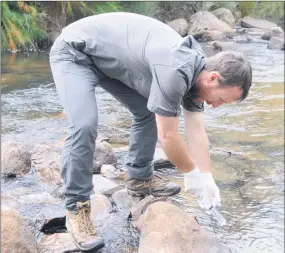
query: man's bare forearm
[
  {"left": 160, "top": 133, "right": 196, "bottom": 173},
  {"left": 155, "top": 113, "right": 196, "bottom": 173},
  {"left": 184, "top": 109, "right": 211, "bottom": 172}
]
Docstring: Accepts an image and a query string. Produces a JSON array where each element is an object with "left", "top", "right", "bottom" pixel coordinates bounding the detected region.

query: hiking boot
[
  {"left": 125, "top": 174, "right": 181, "bottom": 197},
  {"left": 66, "top": 201, "right": 105, "bottom": 252}
]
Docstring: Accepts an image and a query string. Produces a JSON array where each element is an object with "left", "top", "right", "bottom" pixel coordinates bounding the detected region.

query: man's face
[{"left": 193, "top": 71, "right": 243, "bottom": 108}]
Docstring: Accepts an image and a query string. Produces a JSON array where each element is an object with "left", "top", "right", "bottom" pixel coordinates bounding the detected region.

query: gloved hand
[{"left": 184, "top": 168, "right": 221, "bottom": 210}]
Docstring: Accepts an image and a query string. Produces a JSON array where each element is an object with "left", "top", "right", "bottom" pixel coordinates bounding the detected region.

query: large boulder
[
  {"left": 1, "top": 141, "right": 31, "bottom": 176},
  {"left": 93, "top": 141, "right": 117, "bottom": 172},
  {"left": 241, "top": 17, "right": 277, "bottom": 30},
  {"left": 188, "top": 11, "right": 232, "bottom": 39},
  {"left": 137, "top": 202, "right": 230, "bottom": 253},
  {"left": 212, "top": 8, "right": 236, "bottom": 28},
  {"left": 167, "top": 18, "right": 189, "bottom": 37},
  {"left": 1, "top": 205, "right": 38, "bottom": 253},
  {"left": 232, "top": 9, "right": 242, "bottom": 22},
  {"left": 261, "top": 26, "right": 284, "bottom": 40},
  {"left": 268, "top": 36, "right": 284, "bottom": 50},
  {"left": 31, "top": 144, "right": 62, "bottom": 185}
]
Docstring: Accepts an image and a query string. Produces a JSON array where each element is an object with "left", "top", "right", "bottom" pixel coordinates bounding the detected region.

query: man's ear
[{"left": 210, "top": 71, "right": 220, "bottom": 81}]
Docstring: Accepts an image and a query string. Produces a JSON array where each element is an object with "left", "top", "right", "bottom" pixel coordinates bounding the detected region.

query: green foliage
[
  {"left": 210, "top": 1, "right": 239, "bottom": 12},
  {"left": 1, "top": 1, "right": 46, "bottom": 51},
  {"left": 251, "top": 1, "right": 284, "bottom": 23},
  {"left": 239, "top": 1, "right": 256, "bottom": 17},
  {"left": 90, "top": 2, "right": 121, "bottom": 14},
  {"left": 120, "top": 2, "right": 159, "bottom": 17}
]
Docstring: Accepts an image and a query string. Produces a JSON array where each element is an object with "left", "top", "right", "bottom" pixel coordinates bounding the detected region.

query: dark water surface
[{"left": 1, "top": 41, "right": 284, "bottom": 253}]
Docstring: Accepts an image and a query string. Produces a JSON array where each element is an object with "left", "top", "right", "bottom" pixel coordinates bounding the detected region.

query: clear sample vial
[{"left": 207, "top": 206, "right": 227, "bottom": 226}]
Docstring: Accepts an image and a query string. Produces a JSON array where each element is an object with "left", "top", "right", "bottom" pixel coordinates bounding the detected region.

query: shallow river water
[{"left": 1, "top": 40, "right": 284, "bottom": 253}]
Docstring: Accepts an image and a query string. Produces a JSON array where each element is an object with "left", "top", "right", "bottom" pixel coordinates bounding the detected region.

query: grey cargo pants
[{"left": 50, "top": 37, "right": 157, "bottom": 210}]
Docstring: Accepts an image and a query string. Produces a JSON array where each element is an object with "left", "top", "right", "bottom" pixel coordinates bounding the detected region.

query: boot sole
[
  {"left": 73, "top": 238, "right": 105, "bottom": 252},
  {"left": 126, "top": 187, "right": 181, "bottom": 197}
]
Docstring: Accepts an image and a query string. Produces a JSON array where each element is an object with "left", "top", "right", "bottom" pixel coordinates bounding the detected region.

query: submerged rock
[
  {"left": 1, "top": 205, "right": 38, "bottom": 253},
  {"left": 268, "top": 36, "right": 284, "bottom": 50},
  {"left": 1, "top": 141, "right": 31, "bottom": 177},
  {"left": 213, "top": 41, "right": 223, "bottom": 51},
  {"left": 262, "top": 26, "right": 284, "bottom": 40}
]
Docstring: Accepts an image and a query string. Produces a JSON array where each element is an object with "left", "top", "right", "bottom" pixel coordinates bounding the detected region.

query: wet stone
[
  {"left": 138, "top": 201, "right": 230, "bottom": 253},
  {"left": 111, "top": 189, "right": 141, "bottom": 214},
  {"left": 1, "top": 141, "right": 32, "bottom": 176},
  {"left": 92, "top": 175, "right": 119, "bottom": 194},
  {"left": 130, "top": 195, "right": 170, "bottom": 222},
  {"left": 31, "top": 144, "right": 62, "bottom": 185},
  {"left": 1, "top": 205, "right": 38, "bottom": 253},
  {"left": 101, "top": 164, "right": 119, "bottom": 179},
  {"left": 38, "top": 233, "right": 78, "bottom": 253},
  {"left": 90, "top": 194, "right": 113, "bottom": 220},
  {"left": 93, "top": 141, "right": 117, "bottom": 172}
]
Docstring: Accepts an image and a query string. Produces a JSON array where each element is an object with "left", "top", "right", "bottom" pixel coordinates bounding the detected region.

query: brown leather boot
[
  {"left": 66, "top": 201, "right": 105, "bottom": 252},
  {"left": 125, "top": 174, "right": 181, "bottom": 197}
]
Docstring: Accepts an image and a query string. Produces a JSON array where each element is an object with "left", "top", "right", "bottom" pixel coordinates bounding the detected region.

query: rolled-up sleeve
[
  {"left": 182, "top": 95, "right": 204, "bottom": 112},
  {"left": 147, "top": 65, "right": 188, "bottom": 117}
]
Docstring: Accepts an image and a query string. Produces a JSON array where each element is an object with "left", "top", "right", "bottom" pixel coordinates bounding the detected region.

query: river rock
[
  {"left": 101, "top": 164, "right": 119, "bottom": 179},
  {"left": 167, "top": 18, "right": 189, "bottom": 37},
  {"left": 241, "top": 17, "right": 277, "bottom": 30},
  {"left": 93, "top": 140, "right": 117, "bottom": 172},
  {"left": 212, "top": 8, "right": 235, "bottom": 28},
  {"left": 201, "top": 30, "right": 226, "bottom": 42},
  {"left": 38, "top": 233, "right": 77, "bottom": 253},
  {"left": 1, "top": 141, "right": 31, "bottom": 176},
  {"left": 232, "top": 9, "right": 242, "bottom": 22},
  {"left": 90, "top": 194, "right": 113, "bottom": 220},
  {"left": 92, "top": 174, "right": 119, "bottom": 194},
  {"left": 268, "top": 36, "right": 284, "bottom": 50},
  {"left": 1, "top": 205, "right": 38, "bottom": 253},
  {"left": 137, "top": 202, "right": 230, "bottom": 253},
  {"left": 111, "top": 189, "right": 140, "bottom": 213},
  {"left": 212, "top": 41, "right": 223, "bottom": 51},
  {"left": 262, "top": 26, "right": 284, "bottom": 40},
  {"left": 131, "top": 195, "right": 169, "bottom": 222},
  {"left": 246, "top": 27, "right": 268, "bottom": 37},
  {"left": 188, "top": 11, "right": 232, "bottom": 39},
  {"left": 31, "top": 144, "right": 61, "bottom": 185},
  {"left": 233, "top": 34, "right": 252, "bottom": 44}
]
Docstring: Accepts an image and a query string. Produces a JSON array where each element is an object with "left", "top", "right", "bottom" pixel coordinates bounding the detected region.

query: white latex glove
[{"left": 184, "top": 168, "right": 221, "bottom": 210}]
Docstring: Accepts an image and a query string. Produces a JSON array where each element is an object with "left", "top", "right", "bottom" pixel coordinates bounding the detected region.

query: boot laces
[
  {"left": 77, "top": 202, "right": 96, "bottom": 235},
  {"left": 149, "top": 174, "right": 168, "bottom": 189}
]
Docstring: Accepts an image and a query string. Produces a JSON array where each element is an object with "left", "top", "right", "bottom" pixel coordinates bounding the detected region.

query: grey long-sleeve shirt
[{"left": 60, "top": 12, "right": 206, "bottom": 116}]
